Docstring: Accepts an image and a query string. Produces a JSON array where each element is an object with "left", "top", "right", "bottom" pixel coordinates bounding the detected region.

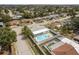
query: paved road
[{"left": 12, "top": 26, "right": 33, "bottom": 55}]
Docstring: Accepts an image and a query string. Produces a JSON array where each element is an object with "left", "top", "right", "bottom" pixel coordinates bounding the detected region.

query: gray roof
[
  {"left": 0, "top": 22, "right": 4, "bottom": 25},
  {"left": 28, "top": 24, "right": 48, "bottom": 32}
]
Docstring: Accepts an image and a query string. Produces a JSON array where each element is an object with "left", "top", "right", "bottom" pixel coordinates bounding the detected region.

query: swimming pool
[{"left": 35, "top": 34, "right": 49, "bottom": 42}]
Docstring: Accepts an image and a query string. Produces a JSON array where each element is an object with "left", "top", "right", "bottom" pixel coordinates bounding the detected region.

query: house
[
  {"left": 74, "top": 35, "right": 79, "bottom": 43},
  {"left": 28, "top": 24, "right": 79, "bottom": 55},
  {"left": 12, "top": 15, "right": 22, "bottom": 20},
  {"left": 8, "top": 20, "right": 19, "bottom": 26},
  {"left": 0, "top": 22, "right": 5, "bottom": 27}
]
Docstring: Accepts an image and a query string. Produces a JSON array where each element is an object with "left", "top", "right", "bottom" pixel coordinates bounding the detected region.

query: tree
[
  {"left": 22, "top": 26, "right": 33, "bottom": 38},
  {"left": 67, "top": 9, "right": 76, "bottom": 17},
  {"left": 4, "top": 9, "right": 9, "bottom": 14},
  {"left": 71, "top": 17, "right": 79, "bottom": 32},
  {"left": 60, "top": 23, "right": 72, "bottom": 35},
  {"left": 0, "top": 8, "right": 2, "bottom": 15},
  {"left": 1, "top": 14, "right": 12, "bottom": 23},
  {"left": 22, "top": 11, "right": 31, "bottom": 18},
  {"left": 0, "top": 27, "right": 16, "bottom": 54}
]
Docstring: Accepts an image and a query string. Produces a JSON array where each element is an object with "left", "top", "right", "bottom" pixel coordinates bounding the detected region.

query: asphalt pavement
[{"left": 12, "top": 26, "right": 33, "bottom": 55}]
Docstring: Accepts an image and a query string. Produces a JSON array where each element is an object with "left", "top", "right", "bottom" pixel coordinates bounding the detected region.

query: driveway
[{"left": 12, "top": 26, "right": 33, "bottom": 55}]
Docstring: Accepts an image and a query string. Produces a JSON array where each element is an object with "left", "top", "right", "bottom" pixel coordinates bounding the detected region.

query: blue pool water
[{"left": 36, "top": 34, "right": 49, "bottom": 42}]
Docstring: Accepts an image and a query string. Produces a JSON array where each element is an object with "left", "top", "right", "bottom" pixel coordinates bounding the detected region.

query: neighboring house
[
  {"left": 8, "top": 20, "right": 19, "bottom": 26},
  {"left": 12, "top": 15, "right": 22, "bottom": 19},
  {"left": 34, "top": 14, "right": 59, "bottom": 21},
  {"left": 74, "top": 35, "right": 79, "bottom": 43},
  {"left": 0, "top": 22, "right": 5, "bottom": 27},
  {"left": 9, "top": 11, "right": 22, "bottom": 20}
]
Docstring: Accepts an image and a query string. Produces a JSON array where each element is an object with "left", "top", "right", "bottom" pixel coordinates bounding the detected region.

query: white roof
[
  {"left": 28, "top": 24, "right": 50, "bottom": 35},
  {"left": 0, "top": 22, "right": 4, "bottom": 25},
  {"left": 33, "top": 28, "right": 49, "bottom": 35},
  {"left": 60, "top": 37, "right": 79, "bottom": 54}
]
